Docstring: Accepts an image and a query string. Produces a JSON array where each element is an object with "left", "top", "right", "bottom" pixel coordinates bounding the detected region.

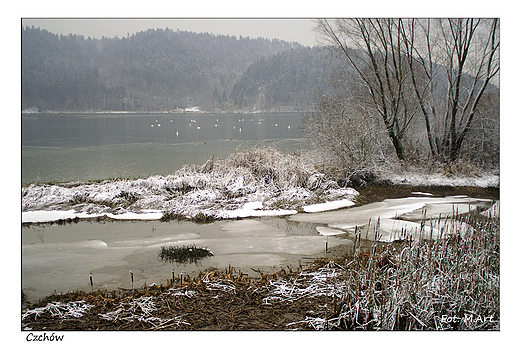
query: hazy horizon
[{"left": 21, "top": 18, "right": 318, "bottom": 47}]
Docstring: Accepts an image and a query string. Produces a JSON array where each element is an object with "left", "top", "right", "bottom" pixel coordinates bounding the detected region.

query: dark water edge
[{"left": 354, "top": 184, "right": 499, "bottom": 206}]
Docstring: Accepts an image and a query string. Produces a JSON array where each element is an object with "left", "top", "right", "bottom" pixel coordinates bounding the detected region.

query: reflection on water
[{"left": 22, "top": 113, "right": 304, "bottom": 184}]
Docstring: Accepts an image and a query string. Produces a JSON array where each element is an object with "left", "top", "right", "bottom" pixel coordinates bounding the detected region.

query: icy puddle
[{"left": 22, "top": 194, "right": 495, "bottom": 302}]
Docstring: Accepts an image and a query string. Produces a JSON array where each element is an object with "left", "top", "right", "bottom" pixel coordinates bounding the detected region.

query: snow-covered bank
[
  {"left": 21, "top": 145, "right": 499, "bottom": 225},
  {"left": 21, "top": 209, "right": 165, "bottom": 223},
  {"left": 22, "top": 146, "right": 358, "bottom": 223},
  {"left": 383, "top": 171, "right": 499, "bottom": 188}
]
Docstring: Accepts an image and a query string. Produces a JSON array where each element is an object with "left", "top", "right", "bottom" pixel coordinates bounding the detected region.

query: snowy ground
[
  {"left": 383, "top": 171, "right": 499, "bottom": 188},
  {"left": 21, "top": 145, "right": 498, "bottom": 227}
]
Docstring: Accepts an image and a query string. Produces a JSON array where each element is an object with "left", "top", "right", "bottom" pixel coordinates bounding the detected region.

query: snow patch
[
  {"left": 22, "top": 209, "right": 163, "bottom": 223},
  {"left": 22, "top": 210, "right": 77, "bottom": 223},
  {"left": 185, "top": 106, "right": 201, "bottom": 113},
  {"left": 222, "top": 201, "right": 297, "bottom": 219},
  {"left": 384, "top": 172, "right": 499, "bottom": 188},
  {"left": 303, "top": 199, "right": 355, "bottom": 213},
  {"left": 106, "top": 210, "right": 163, "bottom": 220}
]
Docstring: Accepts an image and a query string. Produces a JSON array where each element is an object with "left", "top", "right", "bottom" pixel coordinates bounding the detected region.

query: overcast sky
[
  {"left": 21, "top": 18, "right": 318, "bottom": 47},
  {"left": 19, "top": 0, "right": 511, "bottom": 47}
]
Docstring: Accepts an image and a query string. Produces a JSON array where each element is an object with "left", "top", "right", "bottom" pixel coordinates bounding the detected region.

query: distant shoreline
[{"left": 21, "top": 110, "right": 311, "bottom": 115}]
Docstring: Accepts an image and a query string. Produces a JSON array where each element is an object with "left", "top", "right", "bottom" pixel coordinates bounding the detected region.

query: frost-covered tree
[
  {"left": 404, "top": 19, "right": 500, "bottom": 162},
  {"left": 315, "top": 19, "right": 422, "bottom": 163},
  {"left": 312, "top": 18, "right": 499, "bottom": 166}
]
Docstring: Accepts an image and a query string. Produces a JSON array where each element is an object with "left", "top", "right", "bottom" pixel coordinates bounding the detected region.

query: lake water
[{"left": 22, "top": 112, "right": 305, "bottom": 184}]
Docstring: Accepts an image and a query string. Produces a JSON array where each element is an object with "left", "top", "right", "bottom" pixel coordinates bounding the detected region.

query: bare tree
[
  {"left": 315, "top": 18, "right": 499, "bottom": 165},
  {"left": 316, "top": 19, "right": 422, "bottom": 163},
  {"left": 405, "top": 18, "right": 500, "bottom": 162}
]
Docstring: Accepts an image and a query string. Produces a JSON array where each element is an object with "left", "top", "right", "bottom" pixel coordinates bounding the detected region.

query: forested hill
[{"left": 22, "top": 26, "right": 327, "bottom": 113}]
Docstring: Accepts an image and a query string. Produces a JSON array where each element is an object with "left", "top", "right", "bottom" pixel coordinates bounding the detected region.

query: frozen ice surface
[
  {"left": 22, "top": 218, "right": 349, "bottom": 302},
  {"left": 292, "top": 196, "right": 493, "bottom": 242},
  {"left": 303, "top": 199, "right": 355, "bottom": 213},
  {"left": 219, "top": 220, "right": 286, "bottom": 237},
  {"left": 361, "top": 218, "right": 475, "bottom": 242},
  {"left": 315, "top": 226, "right": 346, "bottom": 236},
  {"left": 398, "top": 197, "right": 492, "bottom": 221}
]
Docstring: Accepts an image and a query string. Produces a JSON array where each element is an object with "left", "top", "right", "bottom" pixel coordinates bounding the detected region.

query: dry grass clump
[
  {"left": 158, "top": 145, "right": 352, "bottom": 219},
  {"left": 157, "top": 245, "right": 214, "bottom": 265},
  {"left": 222, "top": 145, "right": 315, "bottom": 189},
  {"left": 280, "top": 211, "right": 499, "bottom": 330}
]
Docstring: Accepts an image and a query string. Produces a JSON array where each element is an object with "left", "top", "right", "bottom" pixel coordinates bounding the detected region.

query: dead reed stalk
[{"left": 311, "top": 211, "right": 499, "bottom": 330}]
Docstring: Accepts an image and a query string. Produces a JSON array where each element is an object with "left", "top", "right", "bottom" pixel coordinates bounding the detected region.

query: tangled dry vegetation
[
  {"left": 289, "top": 211, "right": 500, "bottom": 330},
  {"left": 22, "top": 209, "right": 499, "bottom": 331},
  {"left": 22, "top": 266, "right": 316, "bottom": 331},
  {"left": 22, "top": 145, "right": 356, "bottom": 222}
]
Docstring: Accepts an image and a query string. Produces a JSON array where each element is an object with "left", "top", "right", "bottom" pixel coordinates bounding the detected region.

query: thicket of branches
[{"left": 303, "top": 18, "right": 499, "bottom": 172}]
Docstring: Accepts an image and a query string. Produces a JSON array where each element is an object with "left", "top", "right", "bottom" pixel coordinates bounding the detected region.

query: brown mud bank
[{"left": 22, "top": 263, "right": 332, "bottom": 331}]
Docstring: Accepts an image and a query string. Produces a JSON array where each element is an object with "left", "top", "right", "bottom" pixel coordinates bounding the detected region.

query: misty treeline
[
  {"left": 302, "top": 18, "right": 499, "bottom": 171},
  {"left": 22, "top": 26, "right": 328, "bottom": 113}
]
